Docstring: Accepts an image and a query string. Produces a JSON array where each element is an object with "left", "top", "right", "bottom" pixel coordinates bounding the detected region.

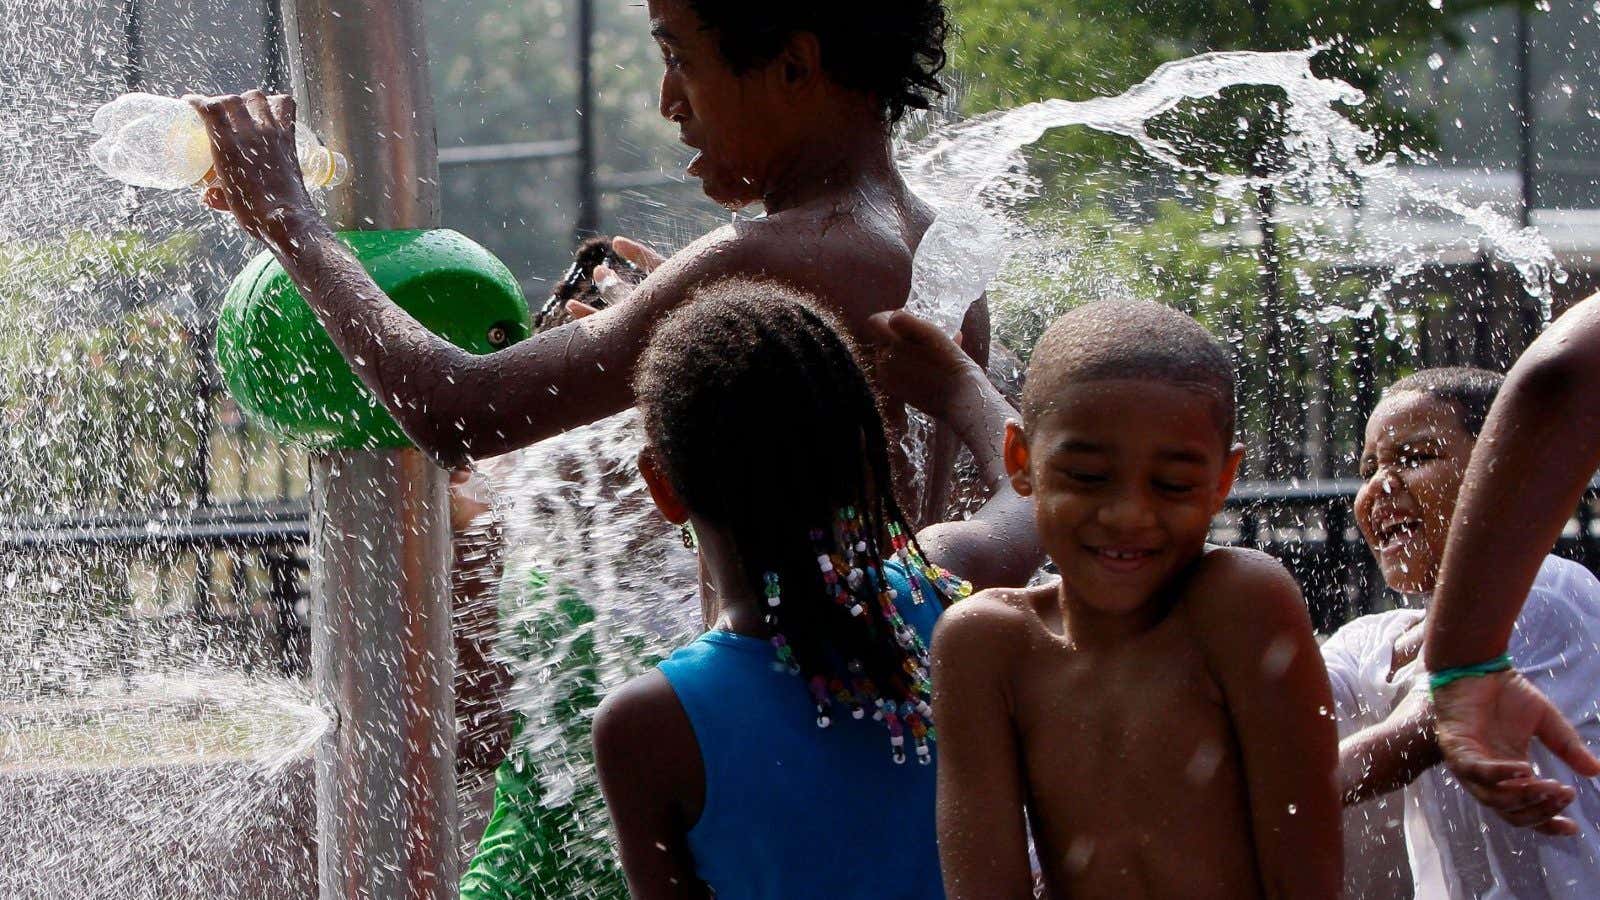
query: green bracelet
[{"left": 1428, "top": 654, "right": 1515, "bottom": 694}]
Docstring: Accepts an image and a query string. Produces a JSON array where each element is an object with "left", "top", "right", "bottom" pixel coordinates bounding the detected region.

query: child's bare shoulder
[
  {"left": 1178, "top": 546, "right": 1311, "bottom": 648},
  {"left": 932, "top": 585, "right": 1054, "bottom": 668}
]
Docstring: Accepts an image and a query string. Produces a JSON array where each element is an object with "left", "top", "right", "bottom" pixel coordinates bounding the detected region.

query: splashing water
[
  {"left": 1, "top": 674, "right": 329, "bottom": 898},
  {"left": 901, "top": 47, "right": 1562, "bottom": 332},
  {"left": 0, "top": 6, "right": 1579, "bottom": 898}
]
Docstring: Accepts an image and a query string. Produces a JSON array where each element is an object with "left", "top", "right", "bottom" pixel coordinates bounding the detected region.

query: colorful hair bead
[
  {"left": 765, "top": 509, "right": 955, "bottom": 763},
  {"left": 810, "top": 675, "right": 832, "bottom": 728},
  {"left": 881, "top": 701, "right": 907, "bottom": 765}
]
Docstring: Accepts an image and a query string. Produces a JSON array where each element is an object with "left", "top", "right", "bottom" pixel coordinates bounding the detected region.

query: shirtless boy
[
  {"left": 189, "top": 0, "right": 985, "bottom": 524},
  {"left": 932, "top": 300, "right": 1341, "bottom": 899}
]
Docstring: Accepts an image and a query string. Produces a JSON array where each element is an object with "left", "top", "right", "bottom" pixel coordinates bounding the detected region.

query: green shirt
[{"left": 460, "top": 574, "right": 662, "bottom": 900}]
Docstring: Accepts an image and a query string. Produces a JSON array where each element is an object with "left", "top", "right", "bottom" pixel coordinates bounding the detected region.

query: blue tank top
[{"left": 656, "top": 563, "right": 946, "bottom": 900}]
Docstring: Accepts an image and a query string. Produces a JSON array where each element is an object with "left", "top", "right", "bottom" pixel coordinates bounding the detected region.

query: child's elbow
[
  {"left": 1512, "top": 341, "right": 1600, "bottom": 413},
  {"left": 1512, "top": 300, "right": 1600, "bottom": 412}
]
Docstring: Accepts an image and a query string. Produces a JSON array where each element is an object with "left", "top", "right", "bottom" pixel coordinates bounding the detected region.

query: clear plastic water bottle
[{"left": 89, "top": 92, "right": 349, "bottom": 191}]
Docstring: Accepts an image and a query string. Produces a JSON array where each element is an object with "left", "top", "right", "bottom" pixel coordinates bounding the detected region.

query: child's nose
[
  {"left": 1374, "top": 465, "right": 1406, "bottom": 496},
  {"left": 1099, "top": 488, "right": 1157, "bottom": 531}
]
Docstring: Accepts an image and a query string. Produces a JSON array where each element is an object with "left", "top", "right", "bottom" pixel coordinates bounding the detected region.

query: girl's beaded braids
[{"left": 634, "top": 279, "right": 969, "bottom": 762}]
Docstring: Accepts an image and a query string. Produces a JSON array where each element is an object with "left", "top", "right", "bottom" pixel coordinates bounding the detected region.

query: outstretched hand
[
  {"left": 185, "top": 90, "right": 316, "bottom": 244},
  {"left": 864, "top": 308, "right": 981, "bottom": 423},
  {"left": 1434, "top": 670, "right": 1600, "bottom": 835},
  {"left": 566, "top": 236, "right": 667, "bottom": 319}
]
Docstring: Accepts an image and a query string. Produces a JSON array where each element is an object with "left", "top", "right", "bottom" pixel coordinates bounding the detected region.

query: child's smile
[
  {"left": 1355, "top": 390, "right": 1476, "bottom": 594},
  {"left": 1088, "top": 544, "right": 1165, "bottom": 574},
  {"left": 1008, "top": 378, "right": 1243, "bottom": 620}
]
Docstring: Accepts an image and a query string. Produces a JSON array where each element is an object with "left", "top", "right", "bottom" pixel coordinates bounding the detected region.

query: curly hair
[
  {"left": 634, "top": 277, "right": 963, "bottom": 760},
  {"left": 684, "top": 0, "right": 950, "bottom": 124}
]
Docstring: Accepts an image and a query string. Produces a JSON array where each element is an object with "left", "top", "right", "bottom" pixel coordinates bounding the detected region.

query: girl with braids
[{"left": 592, "top": 280, "right": 1037, "bottom": 900}]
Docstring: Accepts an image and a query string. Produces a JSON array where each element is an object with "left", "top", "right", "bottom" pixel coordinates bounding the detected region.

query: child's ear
[
  {"left": 1213, "top": 442, "right": 1246, "bottom": 511},
  {"left": 638, "top": 447, "right": 690, "bottom": 525},
  {"left": 777, "top": 31, "right": 821, "bottom": 89},
  {"left": 1004, "top": 421, "right": 1033, "bottom": 497}
]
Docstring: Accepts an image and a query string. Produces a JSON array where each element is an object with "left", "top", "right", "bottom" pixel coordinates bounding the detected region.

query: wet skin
[
  {"left": 592, "top": 312, "right": 1038, "bottom": 900},
  {"left": 1421, "top": 294, "right": 1600, "bottom": 817},
  {"left": 1355, "top": 391, "right": 1477, "bottom": 599},
  {"left": 190, "top": 0, "right": 987, "bottom": 524},
  {"left": 932, "top": 379, "right": 1341, "bottom": 900},
  {"left": 1334, "top": 392, "right": 1579, "bottom": 828}
]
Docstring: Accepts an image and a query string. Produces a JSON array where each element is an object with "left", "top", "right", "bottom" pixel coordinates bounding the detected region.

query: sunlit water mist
[
  {"left": 0, "top": 2, "right": 327, "bottom": 898},
  {"left": 1, "top": 675, "right": 328, "bottom": 898}
]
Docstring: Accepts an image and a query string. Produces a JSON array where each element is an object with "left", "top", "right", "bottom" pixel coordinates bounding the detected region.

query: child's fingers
[
  {"left": 202, "top": 184, "right": 230, "bottom": 211},
  {"left": 593, "top": 265, "right": 632, "bottom": 305},
  {"left": 242, "top": 89, "right": 273, "bottom": 128},
  {"left": 884, "top": 309, "right": 946, "bottom": 346},
  {"left": 612, "top": 235, "right": 666, "bottom": 272},
  {"left": 1454, "top": 755, "right": 1537, "bottom": 789},
  {"left": 210, "top": 94, "right": 254, "bottom": 136},
  {"left": 864, "top": 310, "right": 897, "bottom": 344},
  {"left": 566, "top": 299, "right": 601, "bottom": 319},
  {"left": 1538, "top": 703, "right": 1600, "bottom": 777},
  {"left": 1494, "top": 785, "right": 1577, "bottom": 829},
  {"left": 268, "top": 93, "right": 296, "bottom": 130},
  {"left": 1534, "top": 816, "right": 1582, "bottom": 837},
  {"left": 1462, "top": 774, "right": 1571, "bottom": 820}
]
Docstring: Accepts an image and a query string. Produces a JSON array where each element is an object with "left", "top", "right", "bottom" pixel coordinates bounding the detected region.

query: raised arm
[
  {"left": 1422, "top": 293, "right": 1600, "bottom": 806},
  {"left": 867, "top": 310, "right": 1042, "bottom": 590},
  {"left": 930, "top": 598, "right": 1035, "bottom": 900},
  {"left": 191, "top": 91, "right": 745, "bottom": 467},
  {"left": 1427, "top": 294, "right": 1600, "bottom": 667},
  {"left": 1191, "top": 551, "right": 1342, "bottom": 898}
]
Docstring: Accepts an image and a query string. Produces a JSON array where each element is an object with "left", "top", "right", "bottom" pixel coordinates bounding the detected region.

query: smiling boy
[
  {"left": 1327, "top": 367, "right": 1600, "bottom": 898},
  {"left": 932, "top": 300, "right": 1340, "bottom": 899}
]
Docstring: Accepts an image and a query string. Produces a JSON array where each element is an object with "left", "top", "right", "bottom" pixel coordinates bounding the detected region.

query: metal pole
[
  {"left": 1516, "top": 6, "right": 1535, "bottom": 230},
  {"left": 263, "top": 0, "right": 287, "bottom": 93},
  {"left": 280, "top": 2, "right": 456, "bottom": 898},
  {"left": 1514, "top": 6, "right": 1544, "bottom": 350},
  {"left": 574, "top": 0, "right": 600, "bottom": 240}
]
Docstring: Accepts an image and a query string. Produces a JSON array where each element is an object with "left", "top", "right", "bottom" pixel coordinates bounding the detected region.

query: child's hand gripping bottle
[{"left": 90, "top": 92, "right": 348, "bottom": 191}]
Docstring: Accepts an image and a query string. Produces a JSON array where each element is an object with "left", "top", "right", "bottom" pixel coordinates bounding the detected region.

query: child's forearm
[
  {"left": 264, "top": 210, "right": 638, "bottom": 466},
  {"left": 943, "top": 368, "right": 1016, "bottom": 488},
  {"left": 1339, "top": 701, "right": 1439, "bottom": 806},
  {"left": 265, "top": 211, "right": 486, "bottom": 466},
  {"left": 1426, "top": 296, "right": 1600, "bottom": 671}
]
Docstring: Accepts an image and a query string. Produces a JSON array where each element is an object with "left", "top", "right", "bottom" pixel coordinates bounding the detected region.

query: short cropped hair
[
  {"left": 1384, "top": 367, "right": 1504, "bottom": 437},
  {"left": 1020, "top": 300, "right": 1236, "bottom": 444}
]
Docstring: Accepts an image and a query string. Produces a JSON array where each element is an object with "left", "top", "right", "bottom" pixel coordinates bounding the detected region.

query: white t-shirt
[{"left": 1323, "top": 555, "right": 1600, "bottom": 899}]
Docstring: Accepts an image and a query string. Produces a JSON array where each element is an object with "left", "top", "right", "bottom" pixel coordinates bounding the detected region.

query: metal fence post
[{"left": 574, "top": 0, "right": 600, "bottom": 241}]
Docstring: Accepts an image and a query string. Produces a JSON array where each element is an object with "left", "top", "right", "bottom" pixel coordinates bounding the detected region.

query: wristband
[{"left": 1428, "top": 654, "right": 1514, "bottom": 694}]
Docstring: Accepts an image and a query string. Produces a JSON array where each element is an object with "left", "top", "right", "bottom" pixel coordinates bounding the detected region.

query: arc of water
[{"left": 899, "top": 46, "right": 1559, "bottom": 334}]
